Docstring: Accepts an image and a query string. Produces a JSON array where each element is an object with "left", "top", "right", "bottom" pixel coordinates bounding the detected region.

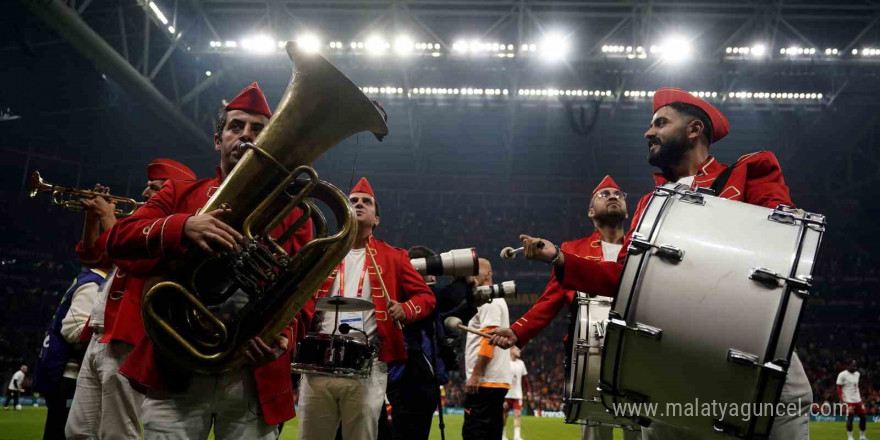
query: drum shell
[
  {"left": 600, "top": 184, "right": 823, "bottom": 438},
  {"left": 292, "top": 333, "right": 374, "bottom": 378},
  {"left": 564, "top": 295, "right": 640, "bottom": 430}
]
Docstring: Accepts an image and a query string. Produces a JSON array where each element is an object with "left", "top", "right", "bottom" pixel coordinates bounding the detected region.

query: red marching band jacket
[
  {"left": 557, "top": 151, "right": 795, "bottom": 297},
  {"left": 75, "top": 227, "right": 158, "bottom": 346},
  {"left": 104, "top": 171, "right": 313, "bottom": 425},
  {"left": 510, "top": 230, "right": 606, "bottom": 347},
  {"left": 303, "top": 235, "right": 436, "bottom": 364}
]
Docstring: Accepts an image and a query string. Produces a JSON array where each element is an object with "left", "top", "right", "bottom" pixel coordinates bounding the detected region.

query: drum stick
[
  {"left": 500, "top": 240, "right": 544, "bottom": 260},
  {"left": 457, "top": 324, "right": 492, "bottom": 339},
  {"left": 443, "top": 316, "right": 492, "bottom": 339},
  {"left": 365, "top": 241, "right": 404, "bottom": 330}
]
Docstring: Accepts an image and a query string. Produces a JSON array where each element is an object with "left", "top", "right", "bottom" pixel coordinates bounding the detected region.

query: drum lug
[
  {"left": 628, "top": 233, "right": 651, "bottom": 255},
  {"left": 749, "top": 267, "right": 812, "bottom": 291},
  {"left": 574, "top": 338, "right": 590, "bottom": 353},
  {"left": 656, "top": 244, "right": 684, "bottom": 262},
  {"left": 679, "top": 190, "right": 706, "bottom": 206},
  {"left": 635, "top": 323, "right": 662, "bottom": 340},
  {"left": 727, "top": 348, "right": 759, "bottom": 367},
  {"left": 628, "top": 234, "right": 684, "bottom": 263},
  {"left": 768, "top": 204, "right": 800, "bottom": 225}
]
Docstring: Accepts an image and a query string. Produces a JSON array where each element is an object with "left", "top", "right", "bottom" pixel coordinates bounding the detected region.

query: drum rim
[{"left": 302, "top": 332, "right": 372, "bottom": 346}]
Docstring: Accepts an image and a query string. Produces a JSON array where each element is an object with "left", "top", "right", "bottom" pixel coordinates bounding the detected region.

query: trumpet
[{"left": 28, "top": 171, "right": 144, "bottom": 217}]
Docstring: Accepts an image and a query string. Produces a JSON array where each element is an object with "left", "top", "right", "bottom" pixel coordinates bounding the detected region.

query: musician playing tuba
[{"left": 105, "top": 83, "right": 313, "bottom": 439}]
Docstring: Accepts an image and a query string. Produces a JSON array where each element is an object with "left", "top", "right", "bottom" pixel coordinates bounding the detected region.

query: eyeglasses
[{"left": 596, "top": 189, "right": 627, "bottom": 200}]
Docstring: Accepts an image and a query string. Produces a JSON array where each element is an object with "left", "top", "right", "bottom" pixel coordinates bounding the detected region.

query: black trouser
[
  {"left": 41, "top": 377, "right": 76, "bottom": 440},
  {"left": 386, "top": 353, "right": 438, "bottom": 440},
  {"left": 462, "top": 387, "right": 507, "bottom": 440},
  {"left": 4, "top": 389, "right": 21, "bottom": 408}
]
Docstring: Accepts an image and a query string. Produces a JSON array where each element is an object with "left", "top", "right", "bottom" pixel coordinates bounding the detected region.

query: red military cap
[
  {"left": 652, "top": 87, "right": 730, "bottom": 142},
  {"left": 226, "top": 82, "right": 272, "bottom": 118},
  {"left": 350, "top": 177, "right": 375, "bottom": 198},
  {"left": 147, "top": 159, "right": 196, "bottom": 181},
  {"left": 592, "top": 175, "right": 621, "bottom": 197}
]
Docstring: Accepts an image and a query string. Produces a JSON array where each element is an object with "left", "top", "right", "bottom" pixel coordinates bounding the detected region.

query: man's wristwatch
[{"left": 548, "top": 244, "right": 561, "bottom": 265}]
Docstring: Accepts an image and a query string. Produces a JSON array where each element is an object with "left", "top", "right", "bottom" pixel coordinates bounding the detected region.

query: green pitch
[{"left": 0, "top": 407, "right": 862, "bottom": 439}]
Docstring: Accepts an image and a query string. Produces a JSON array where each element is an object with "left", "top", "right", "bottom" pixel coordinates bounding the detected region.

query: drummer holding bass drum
[
  {"left": 491, "top": 88, "right": 816, "bottom": 440},
  {"left": 295, "top": 177, "right": 436, "bottom": 440}
]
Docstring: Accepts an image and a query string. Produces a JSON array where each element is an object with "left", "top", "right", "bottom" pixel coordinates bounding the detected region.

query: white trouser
[
  {"left": 141, "top": 367, "right": 279, "bottom": 440},
  {"left": 582, "top": 425, "right": 641, "bottom": 440},
  {"left": 297, "top": 360, "right": 388, "bottom": 440},
  {"left": 66, "top": 334, "right": 143, "bottom": 440},
  {"left": 640, "top": 352, "right": 811, "bottom": 440}
]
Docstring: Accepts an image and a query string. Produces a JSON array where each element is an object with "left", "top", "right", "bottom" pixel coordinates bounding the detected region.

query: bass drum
[
  {"left": 599, "top": 183, "right": 825, "bottom": 438},
  {"left": 564, "top": 293, "right": 641, "bottom": 432}
]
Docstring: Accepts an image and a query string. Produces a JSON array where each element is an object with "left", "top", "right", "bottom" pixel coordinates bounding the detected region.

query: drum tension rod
[
  {"left": 749, "top": 267, "right": 812, "bottom": 291},
  {"left": 628, "top": 233, "right": 685, "bottom": 263}
]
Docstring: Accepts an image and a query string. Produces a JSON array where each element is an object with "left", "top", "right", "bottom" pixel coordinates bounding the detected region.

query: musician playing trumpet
[
  {"left": 105, "top": 83, "right": 314, "bottom": 440},
  {"left": 490, "top": 175, "right": 633, "bottom": 440},
  {"left": 297, "top": 177, "right": 435, "bottom": 440}
]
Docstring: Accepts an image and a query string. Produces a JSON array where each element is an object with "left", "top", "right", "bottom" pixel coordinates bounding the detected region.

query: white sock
[
  {"left": 514, "top": 426, "right": 521, "bottom": 438},
  {"left": 848, "top": 431, "right": 854, "bottom": 440},
  {"left": 861, "top": 429, "right": 866, "bottom": 439}
]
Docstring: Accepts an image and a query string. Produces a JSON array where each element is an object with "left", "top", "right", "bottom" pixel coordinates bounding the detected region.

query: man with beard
[
  {"left": 489, "top": 175, "right": 635, "bottom": 440},
  {"left": 105, "top": 82, "right": 314, "bottom": 439},
  {"left": 491, "top": 87, "right": 810, "bottom": 440}
]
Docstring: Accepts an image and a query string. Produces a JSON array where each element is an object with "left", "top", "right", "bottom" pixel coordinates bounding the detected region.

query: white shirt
[
  {"left": 677, "top": 175, "right": 696, "bottom": 187},
  {"left": 837, "top": 370, "right": 862, "bottom": 403},
  {"left": 88, "top": 267, "right": 118, "bottom": 331},
  {"left": 466, "top": 298, "right": 511, "bottom": 386},
  {"left": 8, "top": 371, "right": 24, "bottom": 391},
  {"left": 61, "top": 271, "right": 104, "bottom": 343},
  {"left": 601, "top": 241, "right": 623, "bottom": 262},
  {"left": 316, "top": 248, "right": 377, "bottom": 339},
  {"left": 505, "top": 359, "right": 528, "bottom": 399}
]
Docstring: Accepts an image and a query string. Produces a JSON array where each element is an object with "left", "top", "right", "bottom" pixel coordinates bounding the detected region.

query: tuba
[{"left": 141, "top": 42, "right": 388, "bottom": 374}]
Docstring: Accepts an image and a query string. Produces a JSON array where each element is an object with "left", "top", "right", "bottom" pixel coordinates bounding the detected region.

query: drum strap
[
  {"left": 338, "top": 259, "right": 369, "bottom": 298},
  {"left": 708, "top": 158, "right": 741, "bottom": 195}
]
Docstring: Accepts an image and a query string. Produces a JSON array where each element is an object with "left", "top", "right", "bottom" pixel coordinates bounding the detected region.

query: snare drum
[
  {"left": 599, "top": 183, "right": 825, "bottom": 438},
  {"left": 564, "top": 293, "right": 640, "bottom": 431},
  {"left": 292, "top": 333, "right": 375, "bottom": 378}
]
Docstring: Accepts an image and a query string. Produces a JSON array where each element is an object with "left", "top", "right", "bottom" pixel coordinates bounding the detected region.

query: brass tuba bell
[{"left": 141, "top": 42, "right": 388, "bottom": 374}]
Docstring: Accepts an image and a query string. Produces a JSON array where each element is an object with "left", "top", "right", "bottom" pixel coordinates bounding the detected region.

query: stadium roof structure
[{"left": 2, "top": 0, "right": 879, "bottom": 211}]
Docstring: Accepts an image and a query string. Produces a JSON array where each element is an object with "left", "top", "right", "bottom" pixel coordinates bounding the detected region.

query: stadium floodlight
[
  {"left": 453, "top": 41, "right": 468, "bottom": 53},
  {"left": 658, "top": 36, "right": 692, "bottom": 62},
  {"left": 241, "top": 35, "right": 275, "bottom": 54},
  {"left": 148, "top": 1, "right": 169, "bottom": 25},
  {"left": 540, "top": 32, "right": 570, "bottom": 61},
  {"left": 168, "top": 26, "right": 175, "bottom": 34},
  {"left": 394, "top": 36, "right": 414, "bottom": 56},
  {"left": 296, "top": 34, "right": 321, "bottom": 53},
  {"left": 751, "top": 44, "right": 766, "bottom": 57},
  {"left": 225, "top": 41, "right": 237, "bottom": 48},
  {"left": 205, "top": 71, "right": 212, "bottom": 77},
  {"left": 365, "top": 36, "right": 389, "bottom": 55}
]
